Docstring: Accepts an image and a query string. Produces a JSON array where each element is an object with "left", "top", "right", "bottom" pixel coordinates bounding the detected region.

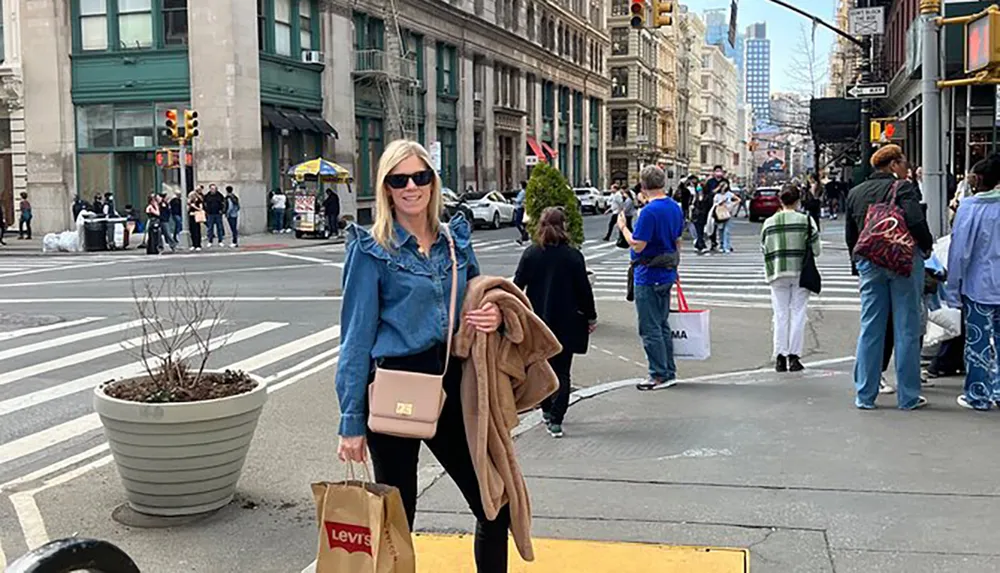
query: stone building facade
[
  {"left": 9, "top": 0, "right": 609, "bottom": 234},
  {"left": 699, "top": 45, "right": 738, "bottom": 177}
]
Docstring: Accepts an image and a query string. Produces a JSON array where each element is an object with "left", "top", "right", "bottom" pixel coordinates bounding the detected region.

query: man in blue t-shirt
[{"left": 618, "top": 165, "right": 685, "bottom": 390}]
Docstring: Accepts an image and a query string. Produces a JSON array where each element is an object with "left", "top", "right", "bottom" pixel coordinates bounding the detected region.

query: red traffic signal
[
  {"left": 630, "top": 0, "right": 645, "bottom": 28},
  {"left": 966, "top": 10, "right": 1000, "bottom": 73}
]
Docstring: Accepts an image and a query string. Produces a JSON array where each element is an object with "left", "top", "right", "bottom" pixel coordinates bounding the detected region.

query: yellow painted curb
[{"left": 414, "top": 534, "right": 749, "bottom": 572}]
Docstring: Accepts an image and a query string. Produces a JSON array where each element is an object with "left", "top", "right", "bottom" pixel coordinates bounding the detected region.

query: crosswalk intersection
[{"left": 0, "top": 316, "right": 343, "bottom": 487}]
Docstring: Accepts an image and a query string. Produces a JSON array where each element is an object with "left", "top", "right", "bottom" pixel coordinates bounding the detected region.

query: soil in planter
[{"left": 104, "top": 369, "right": 257, "bottom": 403}]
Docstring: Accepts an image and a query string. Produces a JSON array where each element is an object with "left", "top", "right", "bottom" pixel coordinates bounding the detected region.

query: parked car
[
  {"left": 464, "top": 190, "right": 516, "bottom": 228},
  {"left": 573, "top": 187, "right": 603, "bottom": 215},
  {"left": 441, "top": 188, "right": 474, "bottom": 228},
  {"left": 749, "top": 187, "right": 782, "bottom": 222}
]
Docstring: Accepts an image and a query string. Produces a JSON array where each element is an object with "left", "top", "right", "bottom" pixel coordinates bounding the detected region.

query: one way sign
[{"left": 846, "top": 83, "right": 888, "bottom": 99}]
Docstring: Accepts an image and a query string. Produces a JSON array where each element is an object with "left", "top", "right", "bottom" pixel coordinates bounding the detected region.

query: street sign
[
  {"left": 846, "top": 83, "right": 888, "bottom": 99},
  {"left": 525, "top": 155, "right": 538, "bottom": 167},
  {"left": 849, "top": 7, "right": 885, "bottom": 36}
]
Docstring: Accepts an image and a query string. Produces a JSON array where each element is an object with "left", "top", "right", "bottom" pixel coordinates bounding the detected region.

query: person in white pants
[{"left": 761, "top": 184, "right": 822, "bottom": 372}]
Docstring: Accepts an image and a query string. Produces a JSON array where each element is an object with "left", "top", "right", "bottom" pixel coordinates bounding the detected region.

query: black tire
[
  {"left": 295, "top": 230, "right": 304, "bottom": 239},
  {"left": 492, "top": 211, "right": 500, "bottom": 229}
]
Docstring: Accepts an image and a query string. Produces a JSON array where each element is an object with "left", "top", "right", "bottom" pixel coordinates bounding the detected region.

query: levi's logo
[{"left": 324, "top": 521, "right": 373, "bottom": 555}]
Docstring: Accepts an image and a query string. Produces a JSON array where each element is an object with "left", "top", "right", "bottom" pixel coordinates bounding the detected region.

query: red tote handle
[{"left": 675, "top": 279, "right": 690, "bottom": 312}]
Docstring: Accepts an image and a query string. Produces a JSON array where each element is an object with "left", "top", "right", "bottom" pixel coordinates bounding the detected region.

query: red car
[{"left": 749, "top": 187, "right": 782, "bottom": 222}]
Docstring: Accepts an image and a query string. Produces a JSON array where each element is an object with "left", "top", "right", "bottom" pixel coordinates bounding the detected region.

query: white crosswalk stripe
[
  {"left": 587, "top": 235, "right": 860, "bottom": 309},
  {"left": 0, "top": 315, "right": 343, "bottom": 487}
]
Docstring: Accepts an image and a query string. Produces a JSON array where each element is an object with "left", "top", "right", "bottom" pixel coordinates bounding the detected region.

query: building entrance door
[{"left": 113, "top": 151, "right": 157, "bottom": 213}]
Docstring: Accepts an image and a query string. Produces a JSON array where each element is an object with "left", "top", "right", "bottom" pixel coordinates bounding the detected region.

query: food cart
[{"left": 286, "top": 158, "right": 352, "bottom": 239}]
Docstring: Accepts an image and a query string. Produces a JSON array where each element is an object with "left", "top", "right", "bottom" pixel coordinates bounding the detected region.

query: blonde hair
[{"left": 371, "top": 139, "right": 443, "bottom": 249}]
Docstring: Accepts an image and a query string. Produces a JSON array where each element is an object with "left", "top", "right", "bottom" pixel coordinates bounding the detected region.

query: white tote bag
[{"left": 670, "top": 282, "right": 711, "bottom": 360}]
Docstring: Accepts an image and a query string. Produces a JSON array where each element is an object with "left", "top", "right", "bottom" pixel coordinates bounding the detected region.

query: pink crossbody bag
[{"left": 367, "top": 225, "right": 458, "bottom": 439}]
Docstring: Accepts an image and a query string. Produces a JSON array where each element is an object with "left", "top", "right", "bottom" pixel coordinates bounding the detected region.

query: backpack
[{"left": 853, "top": 180, "right": 915, "bottom": 277}]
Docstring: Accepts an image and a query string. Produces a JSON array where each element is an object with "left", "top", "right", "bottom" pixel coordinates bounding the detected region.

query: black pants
[
  {"left": 19, "top": 219, "right": 31, "bottom": 239},
  {"left": 603, "top": 213, "right": 619, "bottom": 240},
  {"left": 188, "top": 216, "right": 202, "bottom": 249},
  {"left": 543, "top": 349, "right": 573, "bottom": 424},
  {"left": 367, "top": 346, "right": 510, "bottom": 573},
  {"left": 694, "top": 218, "right": 708, "bottom": 250},
  {"left": 145, "top": 220, "right": 160, "bottom": 255},
  {"left": 0, "top": 223, "right": 6, "bottom": 244}
]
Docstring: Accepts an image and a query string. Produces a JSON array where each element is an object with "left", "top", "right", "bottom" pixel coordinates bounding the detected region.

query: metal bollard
[{"left": 7, "top": 538, "right": 140, "bottom": 573}]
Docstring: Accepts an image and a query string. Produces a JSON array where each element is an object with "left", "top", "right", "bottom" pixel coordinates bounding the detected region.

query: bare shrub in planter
[{"left": 93, "top": 276, "right": 268, "bottom": 517}]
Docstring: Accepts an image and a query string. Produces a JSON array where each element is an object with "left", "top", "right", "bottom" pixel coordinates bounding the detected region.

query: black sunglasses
[{"left": 385, "top": 169, "right": 434, "bottom": 189}]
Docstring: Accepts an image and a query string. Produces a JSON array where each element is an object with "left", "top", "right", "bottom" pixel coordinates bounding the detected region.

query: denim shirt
[
  {"left": 946, "top": 189, "right": 1000, "bottom": 307},
  {"left": 335, "top": 213, "right": 480, "bottom": 436}
]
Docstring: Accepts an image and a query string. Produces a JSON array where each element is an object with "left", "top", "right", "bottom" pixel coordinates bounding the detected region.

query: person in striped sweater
[{"left": 761, "top": 184, "right": 822, "bottom": 372}]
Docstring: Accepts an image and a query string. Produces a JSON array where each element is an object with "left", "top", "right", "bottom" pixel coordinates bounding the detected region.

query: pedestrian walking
[
  {"left": 270, "top": 189, "right": 287, "bottom": 233},
  {"left": 712, "top": 181, "right": 739, "bottom": 253},
  {"left": 514, "top": 207, "right": 597, "bottom": 438},
  {"left": 17, "top": 192, "right": 31, "bottom": 240},
  {"left": 617, "top": 165, "right": 684, "bottom": 390},
  {"left": 335, "top": 139, "right": 512, "bottom": 572},
  {"left": 225, "top": 186, "right": 240, "bottom": 247},
  {"left": 761, "top": 184, "right": 821, "bottom": 372},
  {"left": 203, "top": 184, "right": 226, "bottom": 247},
  {"left": 144, "top": 194, "right": 161, "bottom": 256},
  {"left": 602, "top": 184, "right": 624, "bottom": 241},
  {"left": 691, "top": 182, "right": 712, "bottom": 253},
  {"left": 169, "top": 191, "right": 183, "bottom": 243},
  {"left": 158, "top": 192, "right": 176, "bottom": 252},
  {"left": 845, "top": 144, "right": 934, "bottom": 410},
  {"left": 804, "top": 174, "right": 823, "bottom": 231},
  {"left": 513, "top": 181, "right": 529, "bottom": 244},
  {"left": 322, "top": 187, "right": 339, "bottom": 239},
  {"left": 187, "top": 186, "right": 205, "bottom": 251},
  {"left": 945, "top": 153, "right": 1000, "bottom": 410},
  {"left": 0, "top": 200, "right": 7, "bottom": 245}
]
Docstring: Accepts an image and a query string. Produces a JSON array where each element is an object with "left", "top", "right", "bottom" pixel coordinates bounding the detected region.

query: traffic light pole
[
  {"left": 921, "top": 0, "right": 946, "bottom": 238},
  {"left": 179, "top": 139, "right": 188, "bottom": 238}
]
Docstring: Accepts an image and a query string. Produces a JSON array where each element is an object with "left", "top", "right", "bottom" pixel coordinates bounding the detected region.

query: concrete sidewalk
[
  {"left": 0, "top": 232, "right": 343, "bottom": 256},
  {"left": 416, "top": 362, "right": 1000, "bottom": 573}
]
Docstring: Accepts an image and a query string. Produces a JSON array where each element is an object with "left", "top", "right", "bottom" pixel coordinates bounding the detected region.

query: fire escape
[{"left": 352, "top": 0, "right": 420, "bottom": 141}]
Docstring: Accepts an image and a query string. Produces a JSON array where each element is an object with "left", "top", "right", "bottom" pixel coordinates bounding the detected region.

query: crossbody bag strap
[{"left": 441, "top": 224, "right": 459, "bottom": 375}]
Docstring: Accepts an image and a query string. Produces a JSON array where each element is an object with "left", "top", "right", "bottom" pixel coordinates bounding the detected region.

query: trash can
[{"left": 84, "top": 219, "right": 108, "bottom": 252}]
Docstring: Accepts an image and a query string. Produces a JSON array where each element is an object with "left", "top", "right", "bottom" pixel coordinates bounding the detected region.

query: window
[
  {"left": 611, "top": 67, "right": 627, "bottom": 98},
  {"left": 115, "top": 105, "right": 155, "bottom": 147},
  {"left": 0, "top": 0, "right": 5, "bottom": 63},
  {"left": 80, "top": 0, "right": 109, "bottom": 51},
  {"left": 437, "top": 42, "right": 457, "bottom": 96},
  {"left": 527, "top": 3, "right": 534, "bottom": 41},
  {"left": 611, "top": 0, "right": 628, "bottom": 16},
  {"left": 162, "top": 0, "right": 187, "bottom": 45},
  {"left": 611, "top": 110, "right": 628, "bottom": 144},
  {"left": 118, "top": 0, "right": 153, "bottom": 49},
  {"left": 299, "top": 0, "right": 313, "bottom": 50},
  {"left": 274, "top": 0, "right": 292, "bottom": 56},
  {"left": 77, "top": 105, "right": 115, "bottom": 149},
  {"left": 611, "top": 28, "right": 628, "bottom": 56}
]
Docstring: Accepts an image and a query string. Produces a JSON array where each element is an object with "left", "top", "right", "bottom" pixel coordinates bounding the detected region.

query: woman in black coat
[{"left": 513, "top": 207, "right": 597, "bottom": 438}]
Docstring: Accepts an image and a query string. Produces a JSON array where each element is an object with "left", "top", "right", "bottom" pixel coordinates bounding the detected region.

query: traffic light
[
  {"left": 965, "top": 8, "right": 1000, "bottom": 73},
  {"left": 164, "top": 109, "right": 179, "bottom": 141},
  {"left": 155, "top": 149, "right": 175, "bottom": 167},
  {"left": 183, "top": 110, "right": 199, "bottom": 140},
  {"left": 629, "top": 0, "right": 645, "bottom": 29},
  {"left": 870, "top": 121, "right": 882, "bottom": 143},
  {"left": 653, "top": 0, "right": 674, "bottom": 28}
]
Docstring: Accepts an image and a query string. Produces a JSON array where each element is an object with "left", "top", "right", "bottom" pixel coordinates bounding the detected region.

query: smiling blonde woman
[{"left": 334, "top": 139, "right": 510, "bottom": 572}]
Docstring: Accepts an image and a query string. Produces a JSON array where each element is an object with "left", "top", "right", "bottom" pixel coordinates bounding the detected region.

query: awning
[
  {"left": 540, "top": 140, "right": 558, "bottom": 161},
  {"left": 282, "top": 109, "right": 319, "bottom": 132},
  {"left": 526, "top": 137, "right": 547, "bottom": 163},
  {"left": 262, "top": 106, "right": 293, "bottom": 130},
  {"left": 306, "top": 112, "right": 339, "bottom": 138}
]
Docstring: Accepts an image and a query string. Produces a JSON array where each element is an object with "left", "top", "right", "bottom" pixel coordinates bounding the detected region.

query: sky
[{"left": 684, "top": 0, "right": 838, "bottom": 94}]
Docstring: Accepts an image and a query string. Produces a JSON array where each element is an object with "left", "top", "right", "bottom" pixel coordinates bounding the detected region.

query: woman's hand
[
  {"left": 617, "top": 212, "right": 627, "bottom": 229},
  {"left": 465, "top": 301, "right": 502, "bottom": 333},
  {"left": 337, "top": 435, "right": 367, "bottom": 463}
]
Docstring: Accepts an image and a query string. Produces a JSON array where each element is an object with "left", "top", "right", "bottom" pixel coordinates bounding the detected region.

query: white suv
[{"left": 573, "top": 187, "right": 603, "bottom": 214}]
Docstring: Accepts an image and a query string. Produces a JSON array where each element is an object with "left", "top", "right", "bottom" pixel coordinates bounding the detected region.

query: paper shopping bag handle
[
  {"left": 675, "top": 279, "right": 690, "bottom": 312},
  {"left": 344, "top": 460, "right": 373, "bottom": 483}
]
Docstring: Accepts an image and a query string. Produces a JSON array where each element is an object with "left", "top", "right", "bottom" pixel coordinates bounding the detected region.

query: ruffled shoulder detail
[
  {"left": 345, "top": 222, "right": 393, "bottom": 263},
  {"left": 444, "top": 212, "right": 472, "bottom": 250}
]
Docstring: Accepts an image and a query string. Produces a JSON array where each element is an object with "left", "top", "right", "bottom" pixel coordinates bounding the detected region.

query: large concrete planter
[{"left": 93, "top": 372, "right": 267, "bottom": 517}]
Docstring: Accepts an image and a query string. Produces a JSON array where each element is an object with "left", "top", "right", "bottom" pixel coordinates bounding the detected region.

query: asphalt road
[{"left": 0, "top": 212, "right": 867, "bottom": 570}]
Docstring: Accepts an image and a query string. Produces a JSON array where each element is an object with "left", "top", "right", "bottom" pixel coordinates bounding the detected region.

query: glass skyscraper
[{"left": 703, "top": 8, "right": 745, "bottom": 104}]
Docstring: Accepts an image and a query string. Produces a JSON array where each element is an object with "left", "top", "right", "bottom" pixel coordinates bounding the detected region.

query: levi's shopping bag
[
  {"left": 312, "top": 464, "right": 416, "bottom": 573},
  {"left": 669, "top": 280, "right": 711, "bottom": 360}
]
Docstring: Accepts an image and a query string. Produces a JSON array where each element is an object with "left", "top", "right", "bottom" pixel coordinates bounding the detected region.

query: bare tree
[
  {"left": 124, "top": 275, "right": 232, "bottom": 390},
  {"left": 785, "top": 23, "right": 829, "bottom": 99}
]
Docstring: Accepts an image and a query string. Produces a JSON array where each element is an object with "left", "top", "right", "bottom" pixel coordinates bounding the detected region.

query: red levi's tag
[{"left": 324, "top": 521, "right": 374, "bottom": 556}]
